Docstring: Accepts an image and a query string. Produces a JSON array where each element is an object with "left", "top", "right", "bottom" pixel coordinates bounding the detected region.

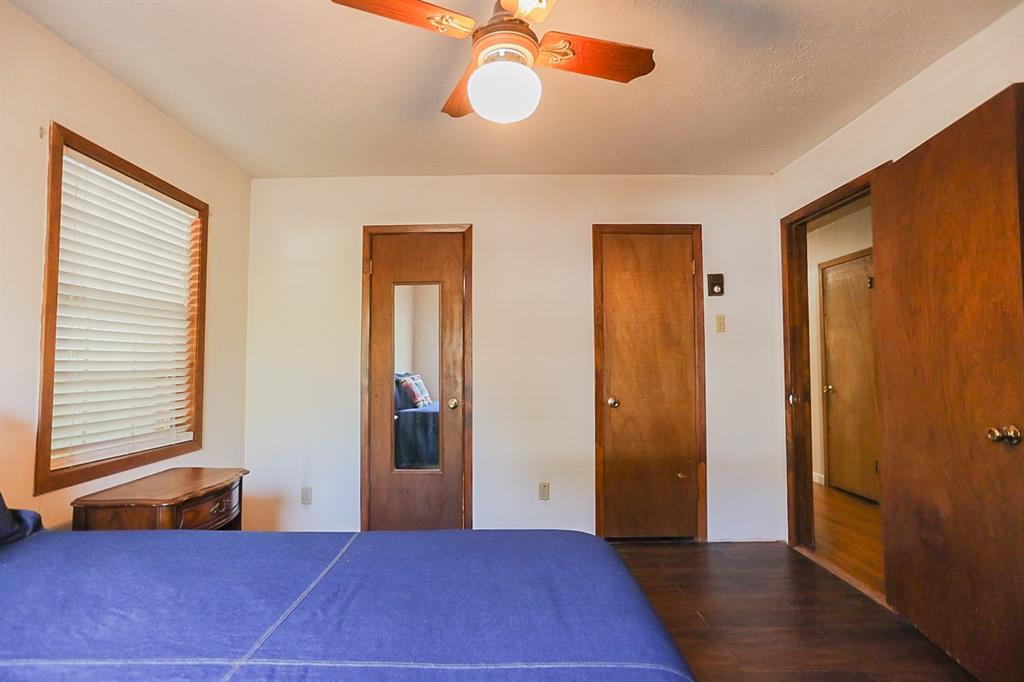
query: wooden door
[
  {"left": 594, "top": 225, "right": 705, "bottom": 538},
  {"left": 362, "top": 226, "right": 471, "bottom": 530},
  {"left": 820, "top": 250, "right": 880, "bottom": 501},
  {"left": 873, "top": 85, "right": 1023, "bottom": 680}
]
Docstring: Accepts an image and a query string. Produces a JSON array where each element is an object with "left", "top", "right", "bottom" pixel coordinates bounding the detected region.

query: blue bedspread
[
  {"left": 395, "top": 402, "right": 439, "bottom": 468},
  {"left": 0, "top": 529, "right": 692, "bottom": 681}
]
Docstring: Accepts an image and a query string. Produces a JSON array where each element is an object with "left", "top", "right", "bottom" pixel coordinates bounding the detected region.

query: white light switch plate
[
  {"left": 715, "top": 314, "right": 726, "bottom": 333},
  {"left": 538, "top": 482, "right": 550, "bottom": 501},
  {"left": 300, "top": 486, "right": 313, "bottom": 505}
]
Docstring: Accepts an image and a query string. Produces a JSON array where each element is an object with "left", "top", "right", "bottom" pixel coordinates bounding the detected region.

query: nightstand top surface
[{"left": 71, "top": 467, "right": 249, "bottom": 508}]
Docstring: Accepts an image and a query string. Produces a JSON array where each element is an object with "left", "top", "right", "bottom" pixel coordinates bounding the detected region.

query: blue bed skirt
[{"left": 0, "top": 529, "right": 692, "bottom": 681}]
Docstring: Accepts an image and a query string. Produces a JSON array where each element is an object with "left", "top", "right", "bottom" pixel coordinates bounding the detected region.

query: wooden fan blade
[
  {"left": 331, "top": 0, "right": 475, "bottom": 39},
  {"left": 499, "top": 0, "right": 558, "bottom": 24},
  {"left": 537, "top": 31, "right": 654, "bottom": 83},
  {"left": 442, "top": 63, "right": 475, "bottom": 118}
]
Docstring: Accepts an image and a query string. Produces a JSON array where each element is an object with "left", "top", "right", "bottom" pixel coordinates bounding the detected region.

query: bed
[
  {"left": 0, "top": 529, "right": 692, "bottom": 681},
  {"left": 394, "top": 402, "right": 440, "bottom": 469},
  {"left": 393, "top": 373, "right": 440, "bottom": 469}
]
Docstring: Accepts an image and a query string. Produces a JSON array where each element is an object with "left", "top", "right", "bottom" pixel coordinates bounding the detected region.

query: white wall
[
  {"left": 774, "top": 3, "right": 1024, "bottom": 216},
  {"left": 393, "top": 285, "right": 414, "bottom": 375},
  {"left": 393, "top": 285, "right": 440, "bottom": 397},
  {"left": 806, "top": 199, "right": 873, "bottom": 480},
  {"left": 412, "top": 285, "right": 440, "bottom": 399},
  {"left": 0, "top": 1, "right": 251, "bottom": 528},
  {"left": 244, "top": 175, "right": 786, "bottom": 541}
]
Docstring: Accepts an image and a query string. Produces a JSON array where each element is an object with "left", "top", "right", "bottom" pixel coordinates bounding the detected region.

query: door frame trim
[
  {"left": 818, "top": 247, "right": 874, "bottom": 492},
  {"left": 780, "top": 168, "right": 887, "bottom": 548},
  {"left": 592, "top": 224, "right": 707, "bottom": 541},
  {"left": 360, "top": 224, "right": 473, "bottom": 531}
]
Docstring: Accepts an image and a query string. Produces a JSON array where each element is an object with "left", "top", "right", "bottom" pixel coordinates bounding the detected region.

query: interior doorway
[
  {"left": 808, "top": 198, "right": 883, "bottom": 594},
  {"left": 781, "top": 175, "right": 886, "bottom": 600},
  {"left": 360, "top": 225, "right": 473, "bottom": 530}
]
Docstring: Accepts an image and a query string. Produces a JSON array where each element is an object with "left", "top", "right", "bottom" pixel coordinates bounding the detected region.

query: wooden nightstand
[{"left": 71, "top": 467, "right": 249, "bottom": 531}]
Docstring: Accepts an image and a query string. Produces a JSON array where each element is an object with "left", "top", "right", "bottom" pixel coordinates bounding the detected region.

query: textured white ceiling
[{"left": 14, "top": 0, "right": 1018, "bottom": 177}]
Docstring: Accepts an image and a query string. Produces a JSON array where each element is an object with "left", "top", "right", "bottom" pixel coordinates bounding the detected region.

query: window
[{"left": 34, "top": 124, "right": 208, "bottom": 494}]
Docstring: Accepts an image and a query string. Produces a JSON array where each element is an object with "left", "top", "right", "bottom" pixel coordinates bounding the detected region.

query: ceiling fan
[{"left": 331, "top": 0, "right": 656, "bottom": 123}]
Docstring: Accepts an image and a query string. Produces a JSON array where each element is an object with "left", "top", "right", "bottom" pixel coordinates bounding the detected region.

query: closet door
[
  {"left": 594, "top": 225, "right": 706, "bottom": 538},
  {"left": 872, "top": 84, "right": 1023, "bottom": 680},
  {"left": 363, "top": 226, "right": 471, "bottom": 530}
]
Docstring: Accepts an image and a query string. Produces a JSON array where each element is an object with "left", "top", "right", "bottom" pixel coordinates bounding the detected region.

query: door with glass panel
[{"left": 362, "top": 225, "right": 471, "bottom": 530}]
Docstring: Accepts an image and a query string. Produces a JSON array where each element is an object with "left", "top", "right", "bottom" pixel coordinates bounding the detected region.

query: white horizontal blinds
[{"left": 51, "top": 149, "right": 201, "bottom": 470}]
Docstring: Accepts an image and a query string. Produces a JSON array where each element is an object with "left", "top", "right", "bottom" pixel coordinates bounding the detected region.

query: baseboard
[
  {"left": 793, "top": 545, "right": 891, "bottom": 611},
  {"left": 812, "top": 473, "right": 825, "bottom": 485}
]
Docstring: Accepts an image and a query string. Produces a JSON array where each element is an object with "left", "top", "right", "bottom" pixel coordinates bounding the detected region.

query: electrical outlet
[
  {"left": 715, "top": 314, "right": 726, "bottom": 333},
  {"left": 300, "top": 486, "right": 313, "bottom": 505},
  {"left": 538, "top": 482, "right": 550, "bottom": 501}
]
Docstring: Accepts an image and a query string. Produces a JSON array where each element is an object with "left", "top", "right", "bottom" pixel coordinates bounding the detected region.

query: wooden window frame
[{"left": 34, "top": 123, "right": 209, "bottom": 495}]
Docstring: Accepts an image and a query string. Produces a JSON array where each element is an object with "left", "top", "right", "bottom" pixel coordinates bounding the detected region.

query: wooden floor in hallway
[
  {"left": 812, "top": 482, "right": 885, "bottom": 595},
  {"left": 614, "top": 541, "right": 970, "bottom": 681}
]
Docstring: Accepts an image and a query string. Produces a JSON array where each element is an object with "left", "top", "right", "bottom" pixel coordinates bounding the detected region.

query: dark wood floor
[
  {"left": 614, "top": 541, "right": 971, "bottom": 681},
  {"left": 812, "top": 482, "right": 885, "bottom": 595}
]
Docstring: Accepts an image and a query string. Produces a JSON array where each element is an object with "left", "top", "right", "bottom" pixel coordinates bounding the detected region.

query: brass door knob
[
  {"left": 447, "top": 398, "right": 460, "bottom": 409},
  {"left": 607, "top": 397, "right": 620, "bottom": 408},
  {"left": 986, "top": 425, "right": 1021, "bottom": 445}
]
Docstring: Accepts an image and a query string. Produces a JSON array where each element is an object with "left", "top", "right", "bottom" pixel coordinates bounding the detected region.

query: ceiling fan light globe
[{"left": 467, "top": 61, "right": 542, "bottom": 124}]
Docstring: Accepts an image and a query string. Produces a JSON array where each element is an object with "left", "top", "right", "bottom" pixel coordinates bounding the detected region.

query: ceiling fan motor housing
[{"left": 472, "top": 18, "right": 539, "bottom": 68}]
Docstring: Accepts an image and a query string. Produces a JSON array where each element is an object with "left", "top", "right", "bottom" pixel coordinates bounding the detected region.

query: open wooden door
[{"left": 872, "top": 85, "right": 1024, "bottom": 679}]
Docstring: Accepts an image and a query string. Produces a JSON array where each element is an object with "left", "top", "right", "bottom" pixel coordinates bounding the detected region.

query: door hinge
[
  {"left": 367, "top": 259, "right": 373, "bottom": 275},
  {"left": 691, "top": 260, "right": 696, "bottom": 275},
  {"left": 875, "top": 460, "right": 880, "bottom": 474},
  {"left": 867, "top": 275, "right": 874, "bottom": 289}
]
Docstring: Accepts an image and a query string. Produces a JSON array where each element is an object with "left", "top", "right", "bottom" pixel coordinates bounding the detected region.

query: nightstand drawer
[
  {"left": 179, "top": 483, "right": 240, "bottom": 529},
  {"left": 72, "top": 468, "right": 248, "bottom": 531}
]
